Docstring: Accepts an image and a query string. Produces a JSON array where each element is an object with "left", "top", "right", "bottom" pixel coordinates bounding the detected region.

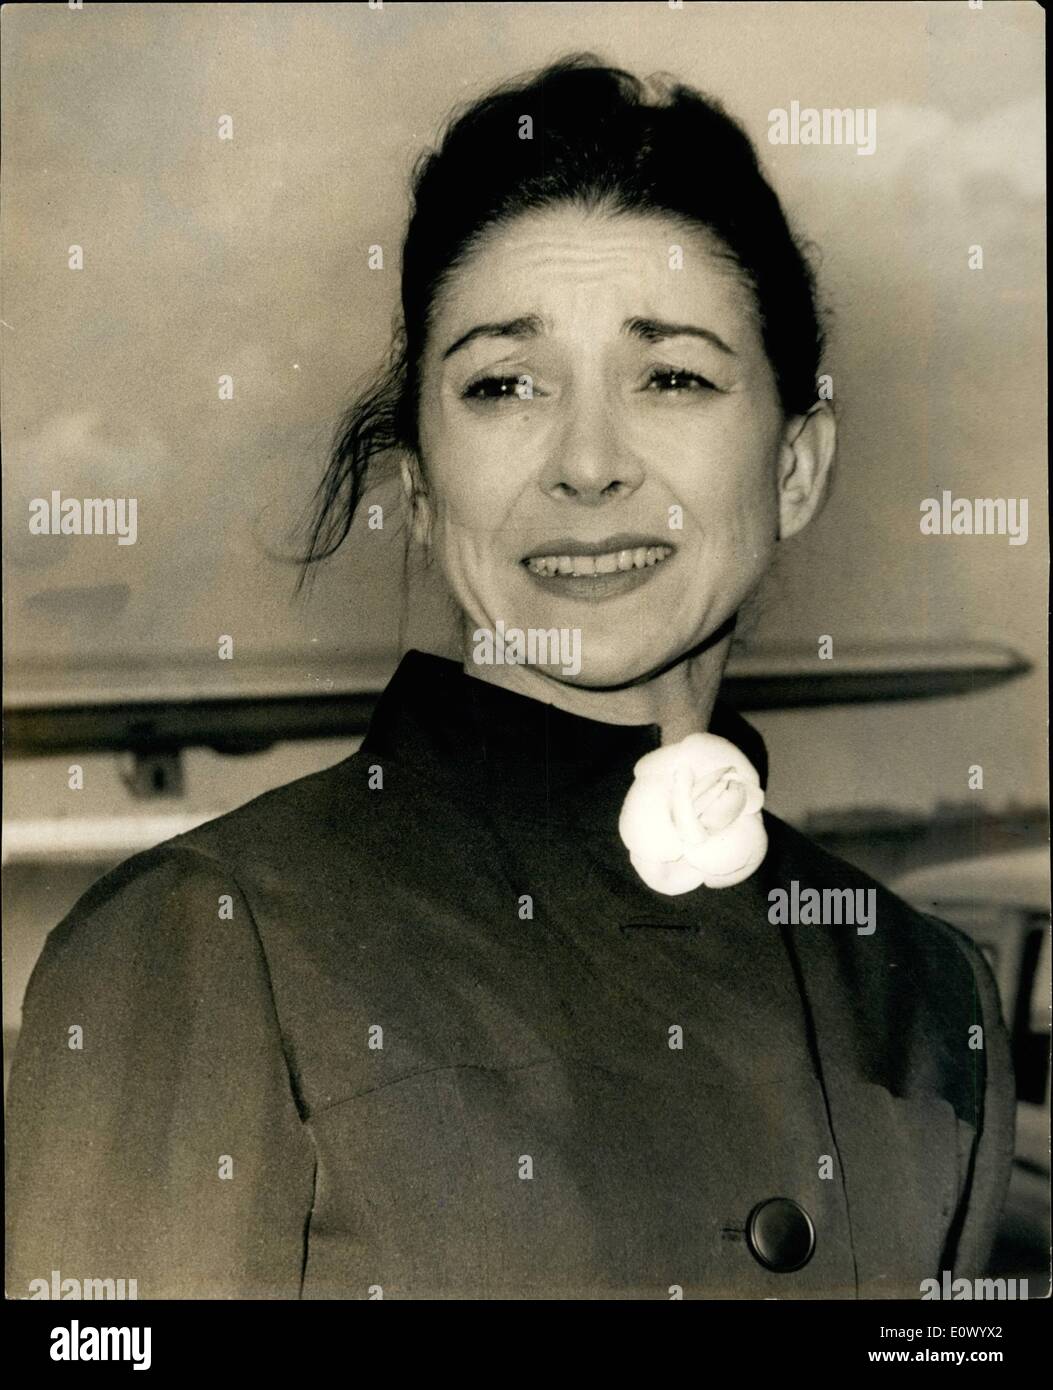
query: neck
[{"left": 461, "top": 631, "right": 733, "bottom": 746}]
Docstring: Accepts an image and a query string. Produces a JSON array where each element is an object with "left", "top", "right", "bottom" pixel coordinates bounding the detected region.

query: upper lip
[{"left": 520, "top": 533, "right": 677, "bottom": 561}]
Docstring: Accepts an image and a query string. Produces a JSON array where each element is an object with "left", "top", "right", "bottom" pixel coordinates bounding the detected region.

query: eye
[
  {"left": 461, "top": 375, "right": 538, "bottom": 402},
  {"left": 643, "top": 367, "right": 716, "bottom": 394}
]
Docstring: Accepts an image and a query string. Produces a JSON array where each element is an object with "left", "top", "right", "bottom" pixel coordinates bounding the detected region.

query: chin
[{"left": 547, "top": 642, "right": 679, "bottom": 692}]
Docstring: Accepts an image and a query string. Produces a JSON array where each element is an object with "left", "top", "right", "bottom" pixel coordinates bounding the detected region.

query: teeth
[{"left": 525, "top": 546, "right": 673, "bottom": 577}]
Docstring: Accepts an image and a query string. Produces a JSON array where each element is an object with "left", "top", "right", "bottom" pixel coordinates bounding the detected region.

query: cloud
[
  {"left": 861, "top": 96, "right": 1044, "bottom": 205},
  {"left": 2, "top": 413, "right": 169, "bottom": 571},
  {"left": 10, "top": 412, "right": 169, "bottom": 488}
]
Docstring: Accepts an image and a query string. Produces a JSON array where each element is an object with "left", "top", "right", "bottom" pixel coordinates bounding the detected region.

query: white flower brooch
[{"left": 617, "top": 732, "right": 768, "bottom": 894}]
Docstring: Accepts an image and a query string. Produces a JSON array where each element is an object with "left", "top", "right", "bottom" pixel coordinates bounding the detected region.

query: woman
[{"left": 7, "top": 55, "right": 1013, "bottom": 1300}]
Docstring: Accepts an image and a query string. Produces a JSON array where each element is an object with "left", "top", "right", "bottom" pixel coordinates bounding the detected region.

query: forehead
[{"left": 432, "top": 203, "right": 758, "bottom": 340}]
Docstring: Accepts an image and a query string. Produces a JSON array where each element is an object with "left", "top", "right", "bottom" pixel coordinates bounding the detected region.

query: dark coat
[{"left": 6, "top": 651, "right": 1015, "bottom": 1299}]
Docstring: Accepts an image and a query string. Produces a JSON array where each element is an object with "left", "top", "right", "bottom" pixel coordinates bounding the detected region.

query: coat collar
[{"left": 360, "top": 649, "right": 769, "bottom": 834}]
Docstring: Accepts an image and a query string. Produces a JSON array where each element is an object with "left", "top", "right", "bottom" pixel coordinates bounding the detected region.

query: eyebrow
[
  {"left": 441, "top": 313, "right": 737, "bottom": 361},
  {"left": 442, "top": 315, "right": 546, "bottom": 361},
  {"left": 624, "top": 317, "right": 736, "bottom": 356}
]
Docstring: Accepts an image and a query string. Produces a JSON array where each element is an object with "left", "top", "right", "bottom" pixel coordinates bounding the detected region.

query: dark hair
[{"left": 299, "top": 53, "right": 824, "bottom": 580}]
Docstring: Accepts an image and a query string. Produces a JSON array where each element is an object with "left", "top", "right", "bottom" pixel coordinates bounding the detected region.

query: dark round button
[{"left": 746, "top": 1198, "right": 816, "bottom": 1273}]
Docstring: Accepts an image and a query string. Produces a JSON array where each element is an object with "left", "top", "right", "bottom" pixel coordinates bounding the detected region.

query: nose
[{"left": 537, "top": 392, "right": 645, "bottom": 505}]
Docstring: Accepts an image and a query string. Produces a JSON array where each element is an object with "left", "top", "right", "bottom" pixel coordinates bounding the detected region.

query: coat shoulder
[
  {"left": 764, "top": 811, "right": 1011, "bottom": 1123},
  {"left": 765, "top": 809, "right": 987, "bottom": 977}
]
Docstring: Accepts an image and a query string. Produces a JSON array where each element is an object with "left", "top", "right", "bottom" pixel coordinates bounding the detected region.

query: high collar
[{"left": 360, "top": 650, "right": 769, "bottom": 838}]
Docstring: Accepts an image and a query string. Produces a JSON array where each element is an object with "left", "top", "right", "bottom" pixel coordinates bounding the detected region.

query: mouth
[{"left": 520, "top": 535, "right": 676, "bottom": 601}]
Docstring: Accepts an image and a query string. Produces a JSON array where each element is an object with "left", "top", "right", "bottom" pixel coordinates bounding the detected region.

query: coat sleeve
[
  {"left": 5, "top": 844, "right": 317, "bottom": 1299},
  {"left": 942, "top": 922, "right": 1017, "bottom": 1279}
]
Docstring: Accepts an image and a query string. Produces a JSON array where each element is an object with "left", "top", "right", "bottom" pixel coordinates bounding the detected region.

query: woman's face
[{"left": 414, "top": 203, "right": 817, "bottom": 689}]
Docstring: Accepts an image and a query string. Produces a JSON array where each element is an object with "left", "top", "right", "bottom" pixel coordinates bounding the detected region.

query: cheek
[
  {"left": 418, "top": 429, "right": 520, "bottom": 610},
  {"left": 649, "top": 407, "right": 781, "bottom": 548},
  {"left": 420, "top": 404, "right": 526, "bottom": 539}
]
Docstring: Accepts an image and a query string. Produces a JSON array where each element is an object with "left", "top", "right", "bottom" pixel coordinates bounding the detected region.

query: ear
[
  {"left": 398, "top": 454, "right": 432, "bottom": 548},
  {"left": 775, "top": 402, "right": 837, "bottom": 541}
]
